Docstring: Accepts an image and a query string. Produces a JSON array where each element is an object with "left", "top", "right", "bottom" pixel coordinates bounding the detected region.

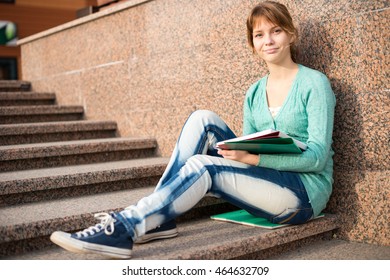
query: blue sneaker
[
  {"left": 50, "top": 212, "right": 133, "bottom": 259},
  {"left": 135, "top": 220, "right": 178, "bottom": 244}
]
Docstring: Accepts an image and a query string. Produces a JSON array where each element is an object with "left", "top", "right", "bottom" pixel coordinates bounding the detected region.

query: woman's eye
[
  {"left": 274, "top": 29, "right": 282, "bottom": 34},
  {"left": 254, "top": 33, "right": 263, "bottom": 38}
]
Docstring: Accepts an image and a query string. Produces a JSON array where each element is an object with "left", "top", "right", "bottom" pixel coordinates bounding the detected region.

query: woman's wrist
[{"left": 245, "top": 154, "right": 260, "bottom": 166}]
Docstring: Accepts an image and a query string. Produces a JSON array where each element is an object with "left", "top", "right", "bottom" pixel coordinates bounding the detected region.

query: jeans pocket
[{"left": 271, "top": 207, "right": 313, "bottom": 225}]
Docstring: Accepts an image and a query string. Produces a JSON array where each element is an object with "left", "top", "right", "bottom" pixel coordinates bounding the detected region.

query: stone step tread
[
  {"left": 0, "top": 92, "right": 55, "bottom": 100},
  {"left": 0, "top": 137, "right": 157, "bottom": 161},
  {"left": 0, "top": 120, "right": 117, "bottom": 136},
  {"left": 128, "top": 215, "right": 338, "bottom": 260},
  {"left": 0, "top": 186, "right": 154, "bottom": 242},
  {"left": 0, "top": 81, "right": 31, "bottom": 91},
  {"left": 0, "top": 105, "right": 84, "bottom": 116},
  {"left": 0, "top": 186, "right": 225, "bottom": 242},
  {"left": 0, "top": 157, "right": 169, "bottom": 195},
  {"left": 271, "top": 238, "right": 390, "bottom": 260},
  {"left": 0, "top": 80, "right": 30, "bottom": 85},
  {"left": 2, "top": 214, "right": 340, "bottom": 260}
]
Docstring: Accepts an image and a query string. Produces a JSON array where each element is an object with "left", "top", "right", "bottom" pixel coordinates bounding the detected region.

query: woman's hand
[{"left": 217, "top": 149, "right": 259, "bottom": 166}]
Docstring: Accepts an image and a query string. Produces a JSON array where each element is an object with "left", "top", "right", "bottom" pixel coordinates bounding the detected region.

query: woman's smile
[{"left": 263, "top": 47, "right": 279, "bottom": 54}]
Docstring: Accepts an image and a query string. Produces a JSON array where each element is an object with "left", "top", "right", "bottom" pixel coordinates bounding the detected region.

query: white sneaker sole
[
  {"left": 135, "top": 228, "right": 178, "bottom": 244},
  {"left": 50, "top": 231, "right": 131, "bottom": 259}
]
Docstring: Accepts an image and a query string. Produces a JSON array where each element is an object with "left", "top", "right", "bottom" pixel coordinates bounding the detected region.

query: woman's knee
[
  {"left": 187, "top": 110, "right": 220, "bottom": 125},
  {"left": 185, "top": 154, "right": 217, "bottom": 171},
  {"left": 186, "top": 154, "right": 208, "bottom": 166}
]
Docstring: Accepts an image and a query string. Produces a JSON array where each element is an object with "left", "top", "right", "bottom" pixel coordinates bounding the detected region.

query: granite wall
[{"left": 19, "top": 0, "right": 389, "bottom": 245}]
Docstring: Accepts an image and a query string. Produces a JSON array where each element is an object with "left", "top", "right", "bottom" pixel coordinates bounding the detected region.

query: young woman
[{"left": 51, "top": 1, "right": 335, "bottom": 259}]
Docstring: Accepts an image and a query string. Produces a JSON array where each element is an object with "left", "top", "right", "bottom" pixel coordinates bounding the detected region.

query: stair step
[
  {"left": 0, "top": 120, "right": 117, "bottom": 145},
  {"left": 134, "top": 214, "right": 340, "bottom": 260},
  {"left": 0, "top": 81, "right": 31, "bottom": 92},
  {"left": 0, "top": 105, "right": 84, "bottom": 124},
  {"left": 0, "top": 186, "right": 154, "bottom": 243},
  {"left": 0, "top": 186, "right": 235, "bottom": 256},
  {"left": 270, "top": 238, "right": 390, "bottom": 260},
  {"left": 0, "top": 157, "right": 169, "bottom": 206},
  {"left": 1, "top": 212, "right": 340, "bottom": 259},
  {"left": 0, "top": 137, "right": 158, "bottom": 172},
  {"left": 0, "top": 92, "right": 56, "bottom": 106}
]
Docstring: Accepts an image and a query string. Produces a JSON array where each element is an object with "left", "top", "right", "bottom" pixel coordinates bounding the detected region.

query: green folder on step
[{"left": 211, "top": 209, "right": 325, "bottom": 229}]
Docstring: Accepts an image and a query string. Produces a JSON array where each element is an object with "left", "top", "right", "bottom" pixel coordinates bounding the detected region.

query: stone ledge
[{"left": 17, "top": 0, "right": 154, "bottom": 45}]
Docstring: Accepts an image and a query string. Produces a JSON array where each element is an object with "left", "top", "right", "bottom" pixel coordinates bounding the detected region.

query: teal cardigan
[{"left": 243, "top": 64, "right": 336, "bottom": 217}]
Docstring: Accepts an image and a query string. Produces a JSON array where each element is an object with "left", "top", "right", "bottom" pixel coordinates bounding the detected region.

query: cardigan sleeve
[{"left": 258, "top": 74, "right": 336, "bottom": 172}]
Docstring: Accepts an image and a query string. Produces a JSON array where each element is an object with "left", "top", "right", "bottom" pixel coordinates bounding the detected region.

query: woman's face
[{"left": 252, "top": 18, "right": 294, "bottom": 65}]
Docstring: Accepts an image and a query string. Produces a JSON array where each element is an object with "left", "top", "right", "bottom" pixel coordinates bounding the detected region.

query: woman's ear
[
  {"left": 290, "top": 29, "right": 299, "bottom": 45},
  {"left": 289, "top": 34, "right": 296, "bottom": 45}
]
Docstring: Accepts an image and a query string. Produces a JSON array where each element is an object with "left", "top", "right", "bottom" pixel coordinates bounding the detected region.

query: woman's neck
[{"left": 267, "top": 61, "right": 299, "bottom": 80}]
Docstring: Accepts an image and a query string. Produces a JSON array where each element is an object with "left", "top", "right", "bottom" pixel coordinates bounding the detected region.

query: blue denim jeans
[{"left": 118, "top": 110, "right": 313, "bottom": 240}]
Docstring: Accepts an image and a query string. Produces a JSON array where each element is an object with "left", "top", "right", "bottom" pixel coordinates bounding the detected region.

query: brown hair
[{"left": 246, "top": 1, "right": 298, "bottom": 62}]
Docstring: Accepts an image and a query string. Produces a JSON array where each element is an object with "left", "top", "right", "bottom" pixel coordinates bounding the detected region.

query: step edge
[
  {"left": 0, "top": 158, "right": 169, "bottom": 195},
  {"left": 0, "top": 105, "right": 84, "bottom": 116},
  {"left": 0, "top": 137, "right": 157, "bottom": 161},
  {"left": 0, "top": 120, "right": 118, "bottom": 135},
  {"left": 0, "top": 92, "right": 56, "bottom": 100}
]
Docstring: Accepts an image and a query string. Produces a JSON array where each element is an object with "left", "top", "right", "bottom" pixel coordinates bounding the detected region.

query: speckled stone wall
[{"left": 20, "top": 0, "right": 389, "bottom": 245}]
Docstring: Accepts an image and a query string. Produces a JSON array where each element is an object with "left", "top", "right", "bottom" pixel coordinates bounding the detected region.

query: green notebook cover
[
  {"left": 217, "top": 138, "right": 303, "bottom": 154},
  {"left": 211, "top": 210, "right": 325, "bottom": 229}
]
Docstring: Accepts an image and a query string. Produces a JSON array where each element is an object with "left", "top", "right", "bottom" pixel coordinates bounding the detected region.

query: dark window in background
[
  {"left": 0, "top": 58, "right": 18, "bottom": 80},
  {"left": 0, "top": 0, "right": 15, "bottom": 3}
]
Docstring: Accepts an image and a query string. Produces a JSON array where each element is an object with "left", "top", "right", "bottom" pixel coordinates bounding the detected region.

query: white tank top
[{"left": 269, "top": 106, "right": 281, "bottom": 118}]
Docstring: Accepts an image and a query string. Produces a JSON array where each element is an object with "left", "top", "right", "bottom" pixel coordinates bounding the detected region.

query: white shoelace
[{"left": 75, "top": 212, "right": 116, "bottom": 238}]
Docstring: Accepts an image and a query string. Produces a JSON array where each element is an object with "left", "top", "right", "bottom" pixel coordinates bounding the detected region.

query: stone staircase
[{"left": 0, "top": 80, "right": 340, "bottom": 260}]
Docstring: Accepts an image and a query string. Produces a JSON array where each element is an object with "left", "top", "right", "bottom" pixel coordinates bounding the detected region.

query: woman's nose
[{"left": 264, "top": 34, "right": 274, "bottom": 45}]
